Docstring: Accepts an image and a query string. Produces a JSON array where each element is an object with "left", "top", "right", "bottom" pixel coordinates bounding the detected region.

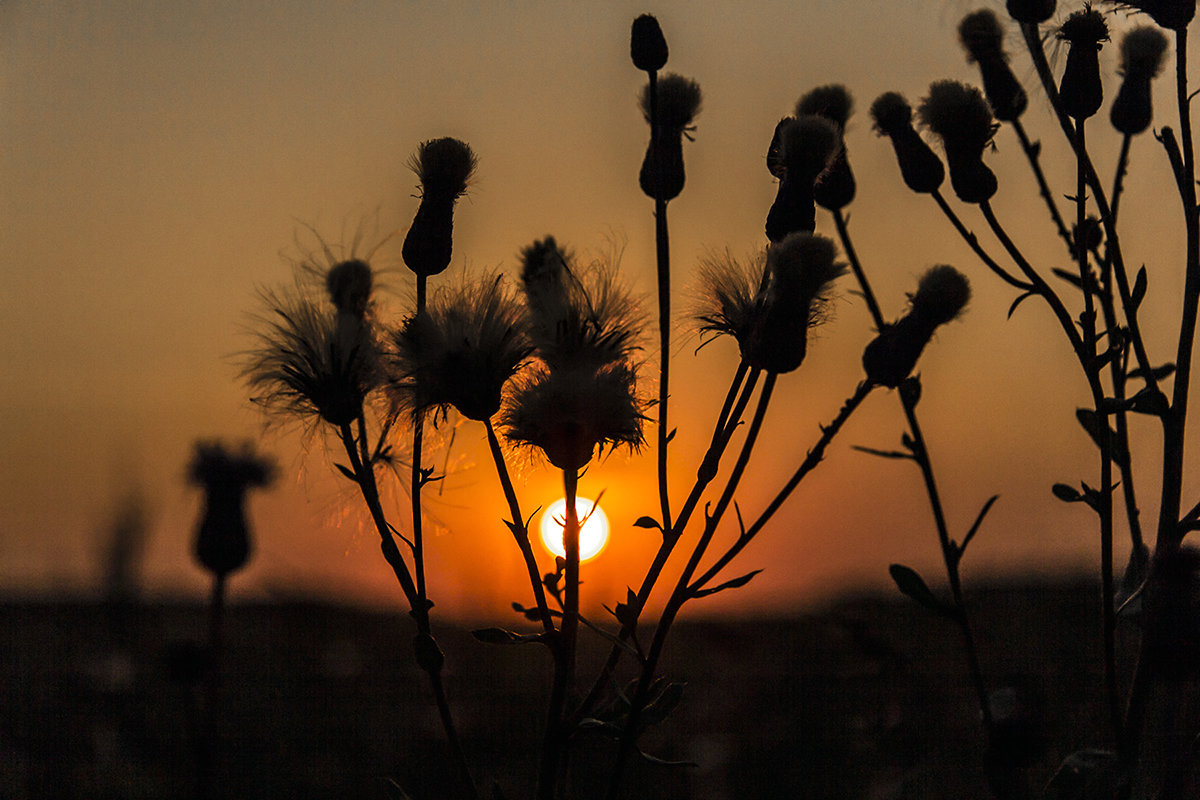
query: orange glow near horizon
[{"left": 539, "top": 497, "right": 610, "bottom": 562}]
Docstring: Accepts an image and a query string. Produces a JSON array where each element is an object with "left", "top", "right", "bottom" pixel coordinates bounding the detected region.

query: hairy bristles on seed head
[
  {"left": 409, "top": 137, "right": 478, "bottom": 200},
  {"left": 768, "top": 232, "right": 847, "bottom": 308},
  {"left": 959, "top": 9, "right": 1007, "bottom": 63},
  {"left": 694, "top": 249, "right": 766, "bottom": 350},
  {"left": 1120, "top": 26, "right": 1169, "bottom": 77},
  {"left": 779, "top": 115, "right": 841, "bottom": 178},
  {"left": 796, "top": 85, "right": 853, "bottom": 130},
  {"left": 910, "top": 265, "right": 972, "bottom": 326},
  {"left": 1059, "top": 7, "right": 1110, "bottom": 47},
  {"left": 642, "top": 73, "right": 702, "bottom": 130},
  {"left": 870, "top": 92, "right": 915, "bottom": 137},
  {"left": 918, "top": 80, "right": 997, "bottom": 152}
]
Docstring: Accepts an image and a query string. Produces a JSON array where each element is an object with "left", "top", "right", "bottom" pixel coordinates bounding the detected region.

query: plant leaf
[
  {"left": 852, "top": 445, "right": 915, "bottom": 461},
  {"left": 692, "top": 569, "right": 763, "bottom": 598},
  {"left": 959, "top": 494, "right": 999, "bottom": 554},
  {"left": 335, "top": 463, "right": 358, "bottom": 482},
  {"left": 633, "top": 516, "right": 662, "bottom": 531},
  {"left": 1008, "top": 290, "right": 1037, "bottom": 319},
  {"left": 888, "top": 564, "right": 953, "bottom": 617},
  {"left": 1052, "top": 483, "right": 1083, "bottom": 503},
  {"left": 471, "top": 627, "right": 544, "bottom": 645},
  {"left": 383, "top": 778, "right": 415, "bottom": 800},
  {"left": 1131, "top": 266, "right": 1147, "bottom": 311}
]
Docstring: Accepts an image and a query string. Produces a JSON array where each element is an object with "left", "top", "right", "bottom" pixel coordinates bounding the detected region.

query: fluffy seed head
[
  {"left": 244, "top": 288, "right": 380, "bottom": 428},
  {"left": 631, "top": 14, "right": 668, "bottom": 72},
  {"left": 1006, "top": 0, "right": 1057, "bottom": 22},
  {"left": 796, "top": 85, "right": 853, "bottom": 131},
  {"left": 959, "top": 9, "right": 1007, "bottom": 62},
  {"left": 695, "top": 249, "right": 767, "bottom": 357},
  {"left": 918, "top": 80, "right": 997, "bottom": 153},
  {"left": 386, "top": 273, "right": 532, "bottom": 422},
  {"left": 642, "top": 73, "right": 702, "bottom": 131},
  {"left": 1059, "top": 7, "right": 1110, "bottom": 48},
  {"left": 502, "top": 363, "right": 645, "bottom": 471},
  {"left": 410, "top": 138, "right": 477, "bottom": 200},
  {"left": 870, "top": 92, "right": 915, "bottom": 137},
  {"left": 910, "top": 265, "right": 972, "bottom": 326},
  {"left": 775, "top": 114, "right": 841, "bottom": 180},
  {"left": 1120, "top": 26, "right": 1170, "bottom": 77},
  {"left": 326, "top": 259, "right": 373, "bottom": 318},
  {"left": 189, "top": 441, "right": 274, "bottom": 578}
]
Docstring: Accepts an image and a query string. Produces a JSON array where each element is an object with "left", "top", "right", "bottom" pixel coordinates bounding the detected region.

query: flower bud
[
  {"left": 631, "top": 14, "right": 668, "bottom": 72},
  {"left": 1006, "top": 0, "right": 1056, "bottom": 23},
  {"left": 765, "top": 115, "right": 840, "bottom": 241},
  {"left": 639, "top": 73, "right": 702, "bottom": 201},
  {"left": 959, "top": 10, "right": 1028, "bottom": 121},
  {"left": 402, "top": 138, "right": 477, "bottom": 277},
  {"left": 918, "top": 81, "right": 998, "bottom": 204},
  {"left": 871, "top": 92, "right": 945, "bottom": 194},
  {"left": 1058, "top": 9, "right": 1109, "bottom": 121},
  {"left": 189, "top": 442, "right": 274, "bottom": 578},
  {"left": 746, "top": 233, "right": 846, "bottom": 374},
  {"left": 326, "top": 259, "right": 373, "bottom": 318},
  {"left": 863, "top": 266, "right": 970, "bottom": 388},
  {"left": 1111, "top": 27, "right": 1170, "bottom": 134}
]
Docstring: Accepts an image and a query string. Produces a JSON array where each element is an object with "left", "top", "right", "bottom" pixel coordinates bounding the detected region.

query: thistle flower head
[
  {"left": 641, "top": 73, "right": 702, "bottom": 131},
  {"left": 501, "top": 363, "right": 645, "bottom": 471},
  {"left": 244, "top": 287, "right": 381, "bottom": 428},
  {"left": 189, "top": 441, "right": 274, "bottom": 578},
  {"left": 1119, "top": 26, "right": 1170, "bottom": 77},
  {"left": 771, "top": 114, "right": 841, "bottom": 181},
  {"left": 386, "top": 273, "right": 532, "bottom": 423},
  {"left": 1007, "top": 0, "right": 1056, "bottom": 22},
  {"left": 631, "top": 14, "right": 668, "bottom": 72},
  {"left": 1059, "top": 7, "right": 1110, "bottom": 49},
  {"left": 918, "top": 80, "right": 997, "bottom": 154},
  {"left": 870, "top": 92, "right": 915, "bottom": 137},
  {"left": 746, "top": 233, "right": 846, "bottom": 374},
  {"left": 863, "top": 266, "right": 971, "bottom": 388},
  {"left": 326, "top": 259, "right": 373, "bottom": 318},
  {"left": 409, "top": 137, "right": 477, "bottom": 201},
  {"left": 518, "top": 237, "right": 642, "bottom": 370},
  {"left": 909, "top": 264, "right": 972, "bottom": 325},
  {"left": 694, "top": 249, "right": 767, "bottom": 357},
  {"left": 795, "top": 85, "right": 853, "bottom": 131},
  {"left": 959, "top": 10, "right": 1007, "bottom": 63},
  {"left": 1106, "top": 0, "right": 1195, "bottom": 29}
]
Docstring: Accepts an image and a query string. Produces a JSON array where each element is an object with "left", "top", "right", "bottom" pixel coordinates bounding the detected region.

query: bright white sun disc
[{"left": 540, "top": 497, "right": 609, "bottom": 561}]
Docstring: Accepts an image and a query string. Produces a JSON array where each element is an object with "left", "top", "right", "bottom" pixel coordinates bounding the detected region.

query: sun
[{"left": 539, "top": 497, "right": 610, "bottom": 561}]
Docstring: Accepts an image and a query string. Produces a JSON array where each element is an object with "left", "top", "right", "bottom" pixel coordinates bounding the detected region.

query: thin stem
[
  {"left": 607, "top": 373, "right": 778, "bottom": 800},
  {"left": 485, "top": 419, "right": 556, "bottom": 636},
  {"left": 931, "top": 190, "right": 1032, "bottom": 291},
  {"left": 1111, "top": 134, "right": 1133, "bottom": 227},
  {"left": 833, "top": 209, "right": 884, "bottom": 327},
  {"left": 648, "top": 67, "right": 674, "bottom": 536},
  {"left": 196, "top": 572, "right": 227, "bottom": 800},
  {"left": 540, "top": 469, "right": 580, "bottom": 800},
  {"left": 412, "top": 275, "right": 429, "bottom": 605},
  {"left": 1012, "top": 117, "right": 1073, "bottom": 250}
]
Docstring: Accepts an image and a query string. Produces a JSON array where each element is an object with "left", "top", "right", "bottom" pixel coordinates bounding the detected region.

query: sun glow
[{"left": 539, "top": 497, "right": 610, "bottom": 561}]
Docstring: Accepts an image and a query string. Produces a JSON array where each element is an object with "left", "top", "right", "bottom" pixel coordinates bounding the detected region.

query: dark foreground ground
[{"left": 0, "top": 579, "right": 1115, "bottom": 800}]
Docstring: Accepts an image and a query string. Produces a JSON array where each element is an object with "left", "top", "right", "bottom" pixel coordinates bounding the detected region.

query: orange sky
[{"left": 2, "top": 1, "right": 1196, "bottom": 619}]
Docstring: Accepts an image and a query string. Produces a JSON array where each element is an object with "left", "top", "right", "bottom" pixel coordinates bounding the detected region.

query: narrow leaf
[
  {"left": 852, "top": 445, "right": 915, "bottom": 461},
  {"left": 888, "top": 564, "right": 951, "bottom": 617},
  {"left": 383, "top": 779, "right": 415, "bottom": 800},
  {"left": 1052, "top": 267, "right": 1084, "bottom": 290},
  {"left": 471, "top": 627, "right": 543, "bottom": 645},
  {"left": 1128, "top": 362, "right": 1175, "bottom": 381},
  {"left": 692, "top": 569, "right": 763, "bottom": 598},
  {"left": 1052, "top": 483, "right": 1083, "bottom": 503},
  {"left": 637, "top": 749, "right": 699, "bottom": 768},
  {"left": 1007, "top": 290, "right": 1036, "bottom": 319},
  {"left": 665, "top": 428, "right": 677, "bottom": 443},
  {"left": 1131, "top": 266, "right": 1148, "bottom": 311},
  {"left": 335, "top": 463, "right": 358, "bottom": 482},
  {"left": 960, "top": 494, "right": 999, "bottom": 554}
]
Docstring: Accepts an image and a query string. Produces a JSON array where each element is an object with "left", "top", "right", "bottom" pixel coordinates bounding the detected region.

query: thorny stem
[
  {"left": 607, "top": 373, "right": 777, "bottom": 800},
  {"left": 540, "top": 469, "right": 580, "bottom": 800},
  {"left": 832, "top": 211, "right": 995, "bottom": 736},
  {"left": 485, "top": 418, "right": 555, "bottom": 636},
  {"left": 574, "top": 364, "right": 760, "bottom": 724},
  {"left": 1012, "top": 117, "right": 1073, "bottom": 250},
  {"left": 1111, "top": 134, "right": 1133, "bottom": 227}
]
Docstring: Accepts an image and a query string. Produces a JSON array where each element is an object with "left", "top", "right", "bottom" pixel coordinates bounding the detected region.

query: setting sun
[{"left": 539, "top": 497, "right": 610, "bottom": 561}]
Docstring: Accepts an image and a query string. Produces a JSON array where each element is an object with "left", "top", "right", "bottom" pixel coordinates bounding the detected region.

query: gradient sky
[{"left": 2, "top": 1, "right": 1195, "bottom": 619}]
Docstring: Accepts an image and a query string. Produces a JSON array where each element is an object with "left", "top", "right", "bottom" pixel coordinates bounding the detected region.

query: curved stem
[
  {"left": 1012, "top": 117, "right": 1073, "bottom": 251},
  {"left": 833, "top": 209, "right": 884, "bottom": 327},
  {"left": 930, "top": 190, "right": 1032, "bottom": 291},
  {"left": 485, "top": 419, "right": 556, "bottom": 636}
]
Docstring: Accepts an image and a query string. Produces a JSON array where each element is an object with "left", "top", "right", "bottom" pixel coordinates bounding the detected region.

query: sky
[{"left": 2, "top": 0, "right": 1196, "bottom": 619}]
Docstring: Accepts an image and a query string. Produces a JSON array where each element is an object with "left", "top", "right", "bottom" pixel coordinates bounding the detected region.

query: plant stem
[
  {"left": 606, "top": 373, "right": 777, "bottom": 799},
  {"left": 646, "top": 67, "right": 674, "bottom": 536},
  {"left": 930, "top": 190, "right": 1031, "bottom": 291},
  {"left": 485, "top": 418, "right": 556, "bottom": 636},
  {"left": 833, "top": 210, "right": 883, "bottom": 326},
  {"left": 540, "top": 469, "right": 580, "bottom": 800},
  {"left": 1012, "top": 117, "right": 1073, "bottom": 250},
  {"left": 412, "top": 274, "right": 429, "bottom": 606}
]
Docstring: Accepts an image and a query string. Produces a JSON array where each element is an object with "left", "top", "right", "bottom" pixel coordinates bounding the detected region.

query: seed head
[
  {"left": 631, "top": 14, "right": 668, "bottom": 72},
  {"left": 746, "top": 233, "right": 846, "bottom": 374},
  {"left": 641, "top": 73, "right": 702, "bottom": 131},
  {"left": 409, "top": 137, "right": 477, "bottom": 201},
  {"left": 919, "top": 80, "right": 997, "bottom": 153},
  {"left": 694, "top": 249, "right": 767, "bottom": 358},
  {"left": 1058, "top": 8, "right": 1109, "bottom": 120},
  {"left": 1119, "top": 26, "right": 1170, "bottom": 77},
  {"left": 1006, "top": 0, "right": 1057, "bottom": 23},
  {"left": 386, "top": 273, "right": 532, "bottom": 423},
  {"left": 870, "top": 92, "right": 914, "bottom": 137},
  {"left": 910, "top": 264, "right": 972, "bottom": 326},
  {"left": 1059, "top": 7, "right": 1110, "bottom": 47},
  {"left": 326, "top": 259, "right": 373, "bottom": 318},
  {"left": 189, "top": 441, "right": 274, "bottom": 578},
  {"left": 796, "top": 85, "right": 853, "bottom": 131},
  {"left": 1106, "top": 0, "right": 1195, "bottom": 29},
  {"left": 502, "top": 363, "right": 645, "bottom": 471},
  {"left": 871, "top": 92, "right": 946, "bottom": 194},
  {"left": 244, "top": 288, "right": 381, "bottom": 428},
  {"left": 773, "top": 114, "right": 841, "bottom": 181},
  {"left": 959, "top": 9, "right": 1007, "bottom": 63}
]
